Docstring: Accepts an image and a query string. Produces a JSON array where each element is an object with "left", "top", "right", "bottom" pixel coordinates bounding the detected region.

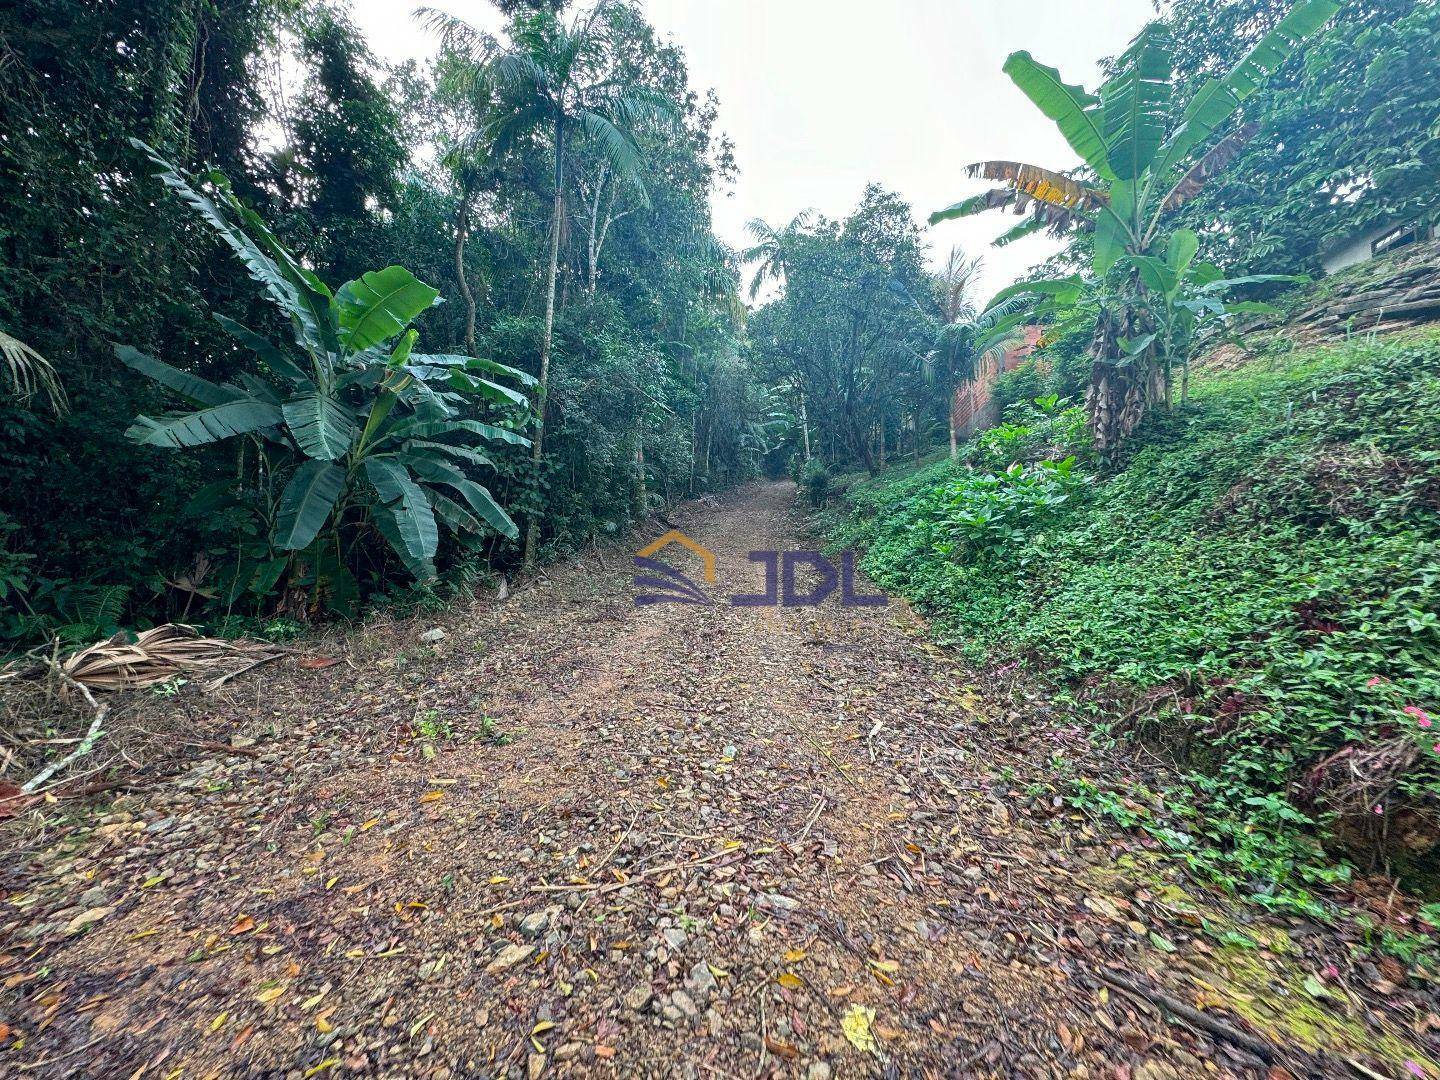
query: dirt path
[{"left": 2, "top": 483, "right": 1436, "bottom": 1079}]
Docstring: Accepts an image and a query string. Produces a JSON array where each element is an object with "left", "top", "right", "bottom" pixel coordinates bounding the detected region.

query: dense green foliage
[
  {"left": 1162, "top": 0, "right": 1440, "bottom": 273},
  {"left": 746, "top": 192, "right": 993, "bottom": 478},
  {"left": 119, "top": 143, "right": 534, "bottom": 607},
  {"left": 831, "top": 334, "right": 1440, "bottom": 897},
  {"left": 0, "top": 0, "right": 767, "bottom": 648}
]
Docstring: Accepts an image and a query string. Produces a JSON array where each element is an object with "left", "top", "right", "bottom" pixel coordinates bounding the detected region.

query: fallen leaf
[
  {"left": 777, "top": 972, "right": 803, "bottom": 990},
  {"left": 782, "top": 949, "right": 807, "bottom": 963},
  {"left": 419, "top": 791, "right": 444, "bottom": 804},
  {"left": 254, "top": 986, "right": 286, "bottom": 1004},
  {"left": 297, "top": 657, "right": 340, "bottom": 670},
  {"left": 303, "top": 1059, "right": 338, "bottom": 1078},
  {"left": 764, "top": 1036, "right": 799, "bottom": 1059},
  {"left": 0, "top": 781, "right": 31, "bottom": 821},
  {"left": 230, "top": 915, "right": 256, "bottom": 936},
  {"left": 842, "top": 1003, "right": 878, "bottom": 1054}
]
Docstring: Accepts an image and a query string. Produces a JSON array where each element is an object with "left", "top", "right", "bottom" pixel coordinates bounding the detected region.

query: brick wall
[{"left": 951, "top": 325, "right": 1044, "bottom": 440}]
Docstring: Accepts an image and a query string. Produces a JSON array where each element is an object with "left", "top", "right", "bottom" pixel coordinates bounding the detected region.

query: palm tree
[
  {"left": 742, "top": 211, "right": 814, "bottom": 302},
  {"left": 926, "top": 255, "right": 1028, "bottom": 459},
  {"left": 418, "top": 0, "right": 672, "bottom": 571},
  {"left": 930, "top": 0, "right": 1338, "bottom": 454}
]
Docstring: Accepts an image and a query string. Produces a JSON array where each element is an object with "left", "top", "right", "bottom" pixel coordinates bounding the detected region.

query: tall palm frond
[{"left": 1, "top": 328, "right": 67, "bottom": 415}]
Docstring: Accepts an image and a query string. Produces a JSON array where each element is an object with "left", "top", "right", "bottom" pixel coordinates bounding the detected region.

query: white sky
[{"left": 350, "top": 0, "right": 1156, "bottom": 300}]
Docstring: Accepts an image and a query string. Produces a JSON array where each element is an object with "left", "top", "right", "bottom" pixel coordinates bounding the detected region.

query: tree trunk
[
  {"left": 948, "top": 383, "right": 959, "bottom": 461},
  {"left": 1086, "top": 305, "right": 1163, "bottom": 462},
  {"left": 452, "top": 181, "right": 478, "bottom": 356},
  {"left": 798, "top": 386, "right": 811, "bottom": 463},
  {"left": 632, "top": 438, "right": 646, "bottom": 524},
  {"left": 523, "top": 116, "right": 565, "bottom": 573}
]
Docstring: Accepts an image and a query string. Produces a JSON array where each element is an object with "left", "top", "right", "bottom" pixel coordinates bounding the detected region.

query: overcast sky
[{"left": 350, "top": 0, "right": 1156, "bottom": 300}]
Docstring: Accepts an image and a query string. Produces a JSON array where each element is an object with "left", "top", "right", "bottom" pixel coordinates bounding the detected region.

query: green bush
[
  {"left": 801, "top": 459, "right": 831, "bottom": 508},
  {"left": 832, "top": 336, "right": 1440, "bottom": 896}
]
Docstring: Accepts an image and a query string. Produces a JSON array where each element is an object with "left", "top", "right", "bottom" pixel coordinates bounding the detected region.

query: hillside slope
[{"left": 828, "top": 331, "right": 1440, "bottom": 902}]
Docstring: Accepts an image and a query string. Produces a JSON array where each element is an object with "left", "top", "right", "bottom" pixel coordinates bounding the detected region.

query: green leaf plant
[{"left": 118, "top": 140, "right": 534, "bottom": 607}]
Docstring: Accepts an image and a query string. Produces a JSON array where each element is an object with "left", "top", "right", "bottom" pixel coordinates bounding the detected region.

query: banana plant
[
  {"left": 930, "top": 0, "right": 1339, "bottom": 454},
  {"left": 118, "top": 140, "right": 534, "bottom": 597}
]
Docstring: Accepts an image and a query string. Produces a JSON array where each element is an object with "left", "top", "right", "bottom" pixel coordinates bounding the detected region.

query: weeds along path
[{"left": 2, "top": 483, "right": 1434, "bottom": 1078}]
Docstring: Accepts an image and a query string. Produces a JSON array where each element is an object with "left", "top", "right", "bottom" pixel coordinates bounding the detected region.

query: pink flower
[
  {"left": 1433, "top": 742, "right": 1440, "bottom": 755},
  {"left": 1404, "top": 705, "right": 1433, "bottom": 728},
  {"left": 1373, "top": 804, "right": 1385, "bottom": 815},
  {"left": 1367, "top": 677, "right": 1384, "bottom": 688}
]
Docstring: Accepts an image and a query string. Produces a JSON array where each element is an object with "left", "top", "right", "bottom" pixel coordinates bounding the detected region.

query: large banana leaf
[
  {"left": 282, "top": 392, "right": 358, "bottom": 461},
  {"left": 133, "top": 141, "right": 297, "bottom": 314},
  {"left": 372, "top": 502, "right": 436, "bottom": 581},
  {"left": 987, "top": 275, "right": 1086, "bottom": 309},
  {"left": 409, "top": 353, "right": 539, "bottom": 390},
  {"left": 132, "top": 140, "right": 334, "bottom": 353},
  {"left": 430, "top": 491, "right": 482, "bottom": 533},
  {"left": 1160, "top": 123, "right": 1259, "bottom": 212},
  {"left": 127, "top": 399, "right": 283, "bottom": 448},
  {"left": 409, "top": 458, "right": 519, "bottom": 539},
  {"left": 1101, "top": 25, "right": 1174, "bottom": 181},
  {"left": 389, "top": 418, "right": 532, "bottom": 449},
  {"left": 403, "top": 440, "right": 495, "bottom": 470},
  {"left": 213, "top": 314, "right": 311, "bottom": 386},
  {"left": 1093, "top": 182, "right": 1137, "bottom": 276},
  {"left": 362, "top": 457, "right": 438, "bottom": 561},
  {"left": 449, "top": 419, "right": 532, "bottom": 448},
  {"left": 436, "top": 368, "right": 529, "bottom": 408},
  {"left": 992, "top": 217, "right": 1049, "bottom": 248},
  {"left": 1154, "top": 0, "right": 1339, "bottom": 180},
  {"left": 362, "top": 457, "right": 411, "bottom": 506},
  {"left": 1001, "top": 53, "right": 1112, "bottom": 179},
  {"left": 115, "top": 345, "right": 240, "bottom": 407},
  {"left": 274, "top": 459, "right": 345, "bottom": 550},
  {"left": 930, "top": 190, "right": 1011, "bottom": 226},
  {"left": 334, "top": 267, "right": 440, "bottom": 355},
  {"left": 223, "top": 193, "right": 338, "bottom": 356}
]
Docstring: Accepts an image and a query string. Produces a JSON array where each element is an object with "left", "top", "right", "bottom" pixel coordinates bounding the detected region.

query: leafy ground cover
[{"left": 826, "top": 332, "right": 1440, "bottom": 911}]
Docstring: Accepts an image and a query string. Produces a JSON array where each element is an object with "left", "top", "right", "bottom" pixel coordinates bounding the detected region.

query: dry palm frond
[
  {"left": 61, "top": 624, "right": 282, "bottom": 693},
  {"left": 964, "top": 161, "right": 1105, "bottom": 211},
  {"left": 1161, "top": 122, "right": 1260, "bottom": 213},
  {"left": 0, "top": 328, "right": 67, "bottom": 415}
]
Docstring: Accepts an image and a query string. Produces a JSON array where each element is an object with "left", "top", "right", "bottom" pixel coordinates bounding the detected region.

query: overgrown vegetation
[
  {"left": 0, "top": 0, "right": 772, "bottom": 650},
  {"left": 829, "top": 333, "right": 1440, "bottom": 903}
]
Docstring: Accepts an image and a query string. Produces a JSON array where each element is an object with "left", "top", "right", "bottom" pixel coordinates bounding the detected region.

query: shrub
[{"left": 801, "top": 459, "right": 831, "bottom": 508}]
